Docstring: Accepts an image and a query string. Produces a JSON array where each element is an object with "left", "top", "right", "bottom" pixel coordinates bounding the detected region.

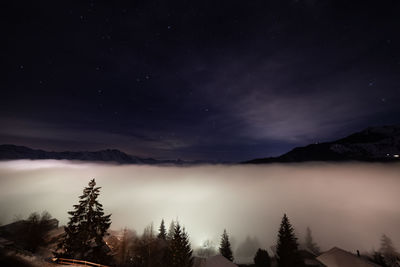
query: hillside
[
  {"left": 0, "top": 144, "right": 187, "bottom": 165},
  {"left": 245, "top": 125, "right": 400, "bottom": 164}
]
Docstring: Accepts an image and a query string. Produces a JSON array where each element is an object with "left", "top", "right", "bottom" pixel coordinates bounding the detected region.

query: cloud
[
  {"left": 1, "top": 161, "right": 400, "bottom": 260},
  {"left": 181, "top": 43, "right": 398, "bottom": 146}
]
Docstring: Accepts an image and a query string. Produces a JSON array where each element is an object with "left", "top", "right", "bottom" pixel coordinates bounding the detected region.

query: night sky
[{"left": 2, "top": 1, "right": 400, "bottom": 162}]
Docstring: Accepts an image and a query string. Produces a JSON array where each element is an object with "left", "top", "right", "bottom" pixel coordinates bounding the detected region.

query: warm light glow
[{"left": 0, "top": 160, "right": 400, "bottom": 257}]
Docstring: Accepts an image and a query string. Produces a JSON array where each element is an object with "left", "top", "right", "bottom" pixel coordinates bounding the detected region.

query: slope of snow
[
  {"left": 201, "top": 255, "right": 238, "bottom": 267},
  {"left": 317, "top": 247, "right": 380, "bottom": 267}
]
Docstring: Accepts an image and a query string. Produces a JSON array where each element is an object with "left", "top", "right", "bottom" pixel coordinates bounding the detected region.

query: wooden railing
[{"left": 53, "top": 257, "right": 110, "bottom": 267}]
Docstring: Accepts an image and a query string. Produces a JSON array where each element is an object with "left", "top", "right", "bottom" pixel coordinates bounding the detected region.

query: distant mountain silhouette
[
  {"left": 245, "top": 125, "right": 400, "bottom": 164},
  {"left": 0, "top": 144, "right": 196, "bottom": 165},
  {"left": 2, "top": 125, "right": 400, "bottom": 165}
]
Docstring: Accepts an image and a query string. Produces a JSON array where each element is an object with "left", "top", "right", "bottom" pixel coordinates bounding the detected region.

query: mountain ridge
[
  {"left": 0, "top": 144, "right": 196, "bottom": 165},
  {"left": 244, "top": 125, "right": 400, "bottom": 164},
  {"left": 1, "top": 125, "right": 400, "bottom": 165}
]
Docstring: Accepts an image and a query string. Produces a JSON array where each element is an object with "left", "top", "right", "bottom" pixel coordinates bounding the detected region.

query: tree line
[{"left": 49, "top": 179, "right": 399, "bottom": 267}]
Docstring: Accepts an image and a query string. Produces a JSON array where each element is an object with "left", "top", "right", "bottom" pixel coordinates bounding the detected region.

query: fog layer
[{"left": 0, "top": 160, "right": 399, "bottom": 256}]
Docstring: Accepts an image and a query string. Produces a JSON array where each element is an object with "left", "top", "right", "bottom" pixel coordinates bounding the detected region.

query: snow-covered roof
[
  {"left": 196, "top": 255, "right": 238, "bottom": 267},
  {"left": 316, "top": 247, "right": 380, "bottom": 267}
]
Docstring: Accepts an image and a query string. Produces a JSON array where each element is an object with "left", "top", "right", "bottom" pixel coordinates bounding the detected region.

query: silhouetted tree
[
  {"left": 276, "top": 214, "right": 304, "bottom": 267},
  {"left": 22, "top": 211, "right": 54, "bottom": 252},
  {"left": 219, "top": 229, "right": 234, "bottom": 262},
  {"left": 158, "top": 219, "right": 167, "bottom": 240},
  {"left": 56, "top": 179, "right": 112, "bottom": 264},
  {"left": 115, "top": 228, "right": 136, "bottom": 266},
  {"left": 131, "top": 227, "right": 159, "bottom": 267},
  {"left": 170, "top": 222, "right": 193, "bottom": 267},
  {"left": 380, "top": 234, "right": 399, "bottom": 266},
  {"left": 254, "top": 248, "right": 271, "bottom": 267},
  {"left": 132, "top": 220, "right": 175, "bottom": 267},
  {"left": 167, "top": 220, "right": 176, "bottom": 241},
  {"left": 370, "top": 251, "right": 388, "bottom": 267},
  {"left": 143, "top": 223, "right": 155, "bottom": 240},
  {"left": 305, "top": 227, "right": 320, "bottom": 255}
]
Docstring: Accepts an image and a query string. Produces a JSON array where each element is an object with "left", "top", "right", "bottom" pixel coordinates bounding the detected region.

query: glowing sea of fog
[{"left": 0, "top": 160, "right": 399, "bottom": 258}]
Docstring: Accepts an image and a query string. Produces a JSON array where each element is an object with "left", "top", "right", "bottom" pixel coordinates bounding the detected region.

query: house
[
  {"left": 272, "top": 245, "right": 325, "bottom": 266},
  {"left": 316, "top": 247, "right": 380, "bottom": 267},
  {"left": 298, "top": 249, "right": 325, "bottom": 266},
  {"left": 194, "top": 255, "right": 238, "bottom": 267}
]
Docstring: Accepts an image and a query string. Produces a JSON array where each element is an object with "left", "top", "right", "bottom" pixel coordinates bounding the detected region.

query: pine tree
[
  {"left": 380, "top": 234, "right": 398, "bottom": 266},
  {"left": 276, "top": 214, "right": 303, "bottom": 267},
  {"left": 143, "top": 222, "right": 155, "bottom": 240},
  {"left": 161, "top": 220, "right": 176, "bottom": 267},
  {"left": 169, "top": 222, "right": 193, "bottom": 267},
  {"left": 158, "top": 219, "right": 167, "bottom": 240},
  {"left": 133, "top": 224, "right": 159, "bottom": 267},
  {"left": 167, "top": 220, "right": 176, "bottom": 241},
  {"left": 219, "top": 229, "right": 234, "bottom": 262},
  {"left": 254, "top": 248, "right": 271, "bottom": 267},
  {"left": 305, "top": 227, "right": 320, "bottom": 255},
  {"left": 23, "top": 211, "right": 54, "bottom": 252},
  {"left": 116, "top": 228, "right": 134, "bottom": 266},
  {"left": 56, "top": 179, "right": 112, "bottom": 264},
  {"left": 371, "top": 251, "right": 388, "bottom": 267}
]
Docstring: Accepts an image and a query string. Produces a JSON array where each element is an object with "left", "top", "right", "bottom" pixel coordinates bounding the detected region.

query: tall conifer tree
[
  {"left": 305, "top": 227, "right": 320, "bottom": 255},
  {"left": 254, "top": 248, "right": 271, "bottom": 267},
  {"left": 170, "top": 222, "right": 193, "bottom": 267},
  {"left": 167, "top": 220, "right": 176, "bottom": 241},
  {"left": 56, "top": 179, "right": 112, "bottom": 264},
  {"left": 276, "top": 214, "right": 303, "bottom": 267},
  {"left": 380, "top": 234, "right": 398, "bottom": 266},
  {"left": 158, "top": 219, "right": 167, "bottom": 240},
  {"left": 219, "top": 229, "right": 234, "bottom": 262}
]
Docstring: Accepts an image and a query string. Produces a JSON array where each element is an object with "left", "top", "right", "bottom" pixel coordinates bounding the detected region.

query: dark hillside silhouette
[
  {"left": 0, "top": 144, "right": 203, "bottom": 165},
  {"left": 0, "top": 211, "right": 57, "bottom": 252},
  {"left": 245, "top": 125, "right": 400, "bottom": 163}
]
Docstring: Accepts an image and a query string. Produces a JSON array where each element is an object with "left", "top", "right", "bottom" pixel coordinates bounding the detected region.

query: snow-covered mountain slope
[{"left": 245, "top": 125, "right": 400, "bottom": 163}]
